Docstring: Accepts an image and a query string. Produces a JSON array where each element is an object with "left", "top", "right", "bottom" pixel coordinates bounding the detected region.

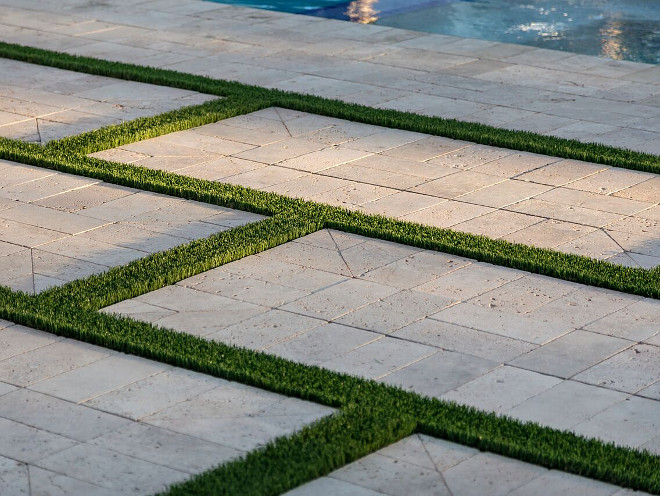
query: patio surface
[{"left": 0, "top": 0, "right": 658, "bottom": 494}]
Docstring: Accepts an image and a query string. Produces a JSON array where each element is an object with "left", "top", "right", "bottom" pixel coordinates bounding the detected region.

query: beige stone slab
[
  {"left": 584, "top": 299, "right": 660, "bottom": 342},
  {"left": 508, "top": 198, "right": 625, "bottom": 227},
  {"left": 322, "top": 162, "right": 426, "bottom": 190},
  {"left": 233, "top": 137, "right": 321, "bottom": 164},
  {"left": 37, "top": 235, "right": 147, "bottom": 267},
  {"left": 427, "top": 144, "right": 515, "bottom": 170},
  {"left": 348, "top": 153, "right": 458, "bottom": 180},
  {"left": 566, "top": 168, "right": 657, "bottom": 196},
  {"left": 342, "top": 128, "right": 428, "bottom": 153},
  {"left": 33, "top": 183, "right": 136, "bottom": 213},
  {"left": 194, "top": 121, "right": 290, "bottom": 145},
  {"left": 310, "top": 183, "right": 398, "bottom": 210},
  {"left": 360, "top": 191, "right": 445, "bottom": 217},
  {"left": 457, "top": 180, "right": 553, "bottom": 208},
  {"left": 0, "top": 203, "right": 105, "bottom": 234},
  {"left": 277, "top": 147, "right": 371, "bottom": 172},
  {"left": 509, "top": 330, "right": 632, "bottom": 379},
  {"left": 515, "top": 159, "right": 609, "bottom": 186},
  {"left": 381, "top": 136, "right": 470, "bottom": 162},
  {"left": 555, "top": 228, "right": 626, "bottom": 260},
  {"left": 606, "top": 229, "right": 660, "bottom": 259},
  {"left": 0, "top": 161, "right": 55, "bottom": 188},
  {"left": 538, "top": 187, "right": 653, "bottom": 215},
  {"left": 0, "top": 218, "right": 69, "bottom": 247},
  {"left": 504, "top": 381, "right": 627, "bottom": 432},
  {"left": 442, "top": 366, "right": 562, "bottom": 413},
  {"left": 503, "top": 219, "right": 597, "bottom": 249},
  {"left": 223, "top": 165, "right": 309, "bottom": 190},
  {"left": 401, "top": 201, "right": 495, "bottom": 228},
  {"left": 409, "top": 170, "right": 503, "bottom": 199},
  {"left": 133, "top": 155, "right": 217, "bottom": 172},
  {"left": 471, "top": 152, "right": 561, "bottom": 178},
  {"left": 0, "top": 173, "right": 98, "bottom": 203},
  {"left": 613, "top": 176, "right": 660, "bottom": 204},
  {"left": 177, "top": 156, "right": 267, "bottom": 181},
  {"left": 394, "top": 318, "right": 536, "bottom": 363},
  {"left": 452, "top": 209, "right": 542, "bottom": 238}
]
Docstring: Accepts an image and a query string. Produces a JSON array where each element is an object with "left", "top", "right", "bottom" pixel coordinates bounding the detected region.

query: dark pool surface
[{"left": 209, "top": 0, "right": 660, "bottom": 64}]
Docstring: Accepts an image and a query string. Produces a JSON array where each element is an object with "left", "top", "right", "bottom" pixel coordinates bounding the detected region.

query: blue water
[{"left": 208, "top": 0, "right": 660, "bottom": 64}]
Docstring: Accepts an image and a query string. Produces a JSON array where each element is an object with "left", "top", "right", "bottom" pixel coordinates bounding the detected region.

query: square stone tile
[
  {"left": 442, "top": 366, "right": 562, "bottom": 413},
  {"left": 508, "top": 330, "right": 632, "bottom": 379}
]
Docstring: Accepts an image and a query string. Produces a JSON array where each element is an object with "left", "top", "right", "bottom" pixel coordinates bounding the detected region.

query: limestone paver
[
  {"left": 1, "top": 0, "right": 658, "bottom": 152},
  {"left": 104, "top": 229, "right": 660, "bottom": 453},
  {"left": 96, "top": 109, "right": 660, "bottom": 268},
  {"left": 0, "top": 159, "right": 266, "bottom": 293},
  {"left": 0, "top": 59, "right": 215, "bottom": 144},
  {"left": 285, "top": 434, "right": 641, "bottom": 496},
  {"left": 0, "top": 320, "right": 333, "bottom": 495}
]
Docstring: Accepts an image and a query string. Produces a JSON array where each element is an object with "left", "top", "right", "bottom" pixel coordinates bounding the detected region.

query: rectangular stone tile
[
  {"left": 82, "top": 369, "right": 224, "bottom": 420},
  {"left": 79, "top": 223, "right": 188, "bottom": 254},
  {"left": 444, "top": 452, "right": 545, "bottom": 496},
  {"left": 470, "top": 152, "right": 561, "bottom": 178},
  {"left": 0, "top": 417, "right": 78, "bottom": 464},
  {"left": 223, "top": 165, "right": 309, "bottom": 190},
  {"left": 573, "top": 344, "right": 660, "bottom": 394},
  {"left": 426, "top": 144, "right": 514, "bottom": 170},
  {"left": 0, "top": 339, "right": 109, "bottom": 387},
  {"left": 337, "top": 237, "right": 423, "bottom": 277},
  {"left": 35, "top": 443, "right": 190, "bottom": 494},
  {"left": 0, "top": 218, "right": 70, "bottom": 248},
  {"left": 379, "top": 350, "right": 498, "bottom": 398},
  {"left": 31, "top": 249, "right": 109, "bottom": 282},
  {"left": 233, "top": 137, "right": 321, "bottom": 164},
  {"left": 0, "top": 325, "right": 60, "bottom": 361},
  {"left": 310, "top": 182, "right": 398, "bottom": 210},
  {"left": 503, "top": 219, "right": 597, "bottom": 249},
  {"left": 33, "top": 183, "right": 136, "bottom": 213},
  {"left": 409, "top": 170, "right": 503, "bottom": 199},
  {"left": 267, "top": 322, "right": 380, "bottom": 365},
  {"left": 416, "top": 262, "right": 522, "bottom": 300},
  {"left": 0, "top": 389, "right": 130, "bottom": 442},
  {"left": 394, "top": 318, "right": 537, "bottom": 362},
  {"left": 89, "top": 422, "right": 241, "bottom": 474},
  {"left": 441, "top": 366, "right": 562, "bottom": 413},
  {"left": 504, "top": 380, "right": 627, "bottom": 431},
  {"left": 572, "top": 396, "right": 660, "bottom": 449},
  {"left": 566, "top": 168, "right": 656, "bottom": 196},
  {"left": 330, "top": 452, "right": 449, "bottom": 496},
  {"left": 321, "top": 336, "right": 436, "bottom": 379},
  {"left": 359, "top": 250, "right": 469, "bottom": 289},
  {"left": 381, "top": 136, "right": 470, "bottom": 162},
  {"left": 613, "top": 176, "right": 660, "bottom": 204},
  {"left": 606, "top": 229, "right": 660, "bottom": 259},
  {"left": 348, "top": 154, "right": 457, "bottom": 180},
  {"left": 584, "top": 299, "right": 660, "bottom": 341},
  {"left": 452, "top": 209, "right": 542, "bottom": 238},
  {"left": 277, "top": 147, "right": 371, "bottom": 172},
  {"left": 0, "top": 174, "right": 99, "bottom": 203},
  {"left": 359, "top": 191, "right": 445, "bottom": 218},
  {"left": 29, "top": 353, "right": 169, "bottom": 404},
  {"left": 508, "top": 198, "right": 625, "bottom": 227},
  {"left": 194, "top": 121, "right": 290, "bottom": 146},
  {"left": 77, "top": 191, "right": 184, "bottom": 222},
  {"left": 279, "top": 278, "right": 398, "bottom": 321},
  {"left": 556, "top": 228, "right": 627, "bottom": 260},
  {"left": 515, "top": 159, "right": 608, "bottom": 186},
  {"left": 457, "top": 179, "right": 553, "bottom": 208},
  {"left": 207, "top": 309, "right": 325, "bottom": 350},
  {"left": 335, "top": 290, "right": 454, "bottom": 334},
  {"left": 508, "top": 468, "right": 622, "bottom": 496},
  {"left": 508, "top": 330, "right": 632, "bottom": 379},
  {"left": 37, "top": 235, "right": 147, "bottom": 267},
  {"left": 538, "top": 187, "right": 653, "bottom": 215},
  {"left": 401, "top": 201, "right": 495, "bottom": 228},
  {"left": 322, "top": 162, "right": 426, "bottom": 190},
  {"left": 259, "top": 241, "right": 354, "bottom": 277},
  {"left": 1, "top": 203, "right": 106, "bottom": 234},
  {"left": 341, "top": 128, "right": 428, "bottom": 153}
]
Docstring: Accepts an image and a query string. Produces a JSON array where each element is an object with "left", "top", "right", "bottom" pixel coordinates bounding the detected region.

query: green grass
[
  {"left": 0, "top": 40, "right": 659, "bottom": 495},
  {"left": 1, "top": 40, "right": 659, "bottom": 173}
]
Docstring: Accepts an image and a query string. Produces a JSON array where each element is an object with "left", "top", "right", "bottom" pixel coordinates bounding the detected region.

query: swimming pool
[{"left": 208, "top": 0, "right": 660, "bottom": 64}]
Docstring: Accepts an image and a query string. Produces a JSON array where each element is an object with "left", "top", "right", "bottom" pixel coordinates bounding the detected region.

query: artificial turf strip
[
  {"left": 1, "top": 135, "right": 658, "bottom": 301},
  {"left": 2, "top": 283, "right": 660, "bottom": 495},
  {"left": 1, "top": 41, "right": 659, "bottom": 173}
]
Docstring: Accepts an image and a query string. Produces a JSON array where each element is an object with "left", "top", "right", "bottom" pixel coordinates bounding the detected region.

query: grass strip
[
  {"left": 2, "top": 136, "right": 658, "bottom": 301},
  {"left": 1, "top": 42, "right": 658, "bottom": 173},
  {"left": 2, "top": 283, "right": 659, "bottom": 494}
]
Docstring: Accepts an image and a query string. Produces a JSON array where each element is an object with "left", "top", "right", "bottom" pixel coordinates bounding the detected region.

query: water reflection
[{"left": 345, "top": 0, "right": 380, "bottom": 24}]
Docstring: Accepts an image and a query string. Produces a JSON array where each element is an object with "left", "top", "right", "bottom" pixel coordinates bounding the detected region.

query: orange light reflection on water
[{"left": 346, "top": 0, "right": 380, "bottom": 24}]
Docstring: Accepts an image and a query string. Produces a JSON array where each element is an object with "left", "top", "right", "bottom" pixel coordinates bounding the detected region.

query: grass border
[
  {"left": 1, "top": 40, "right": 658, "bottom": 173},
  {"left": 0, "top": 40, "right": 658, "bottom": 494}
]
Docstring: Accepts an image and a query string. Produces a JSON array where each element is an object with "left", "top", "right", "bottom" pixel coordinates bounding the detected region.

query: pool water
[{"left": 209, "top": 0, "right": 660, "bottom": 64}]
